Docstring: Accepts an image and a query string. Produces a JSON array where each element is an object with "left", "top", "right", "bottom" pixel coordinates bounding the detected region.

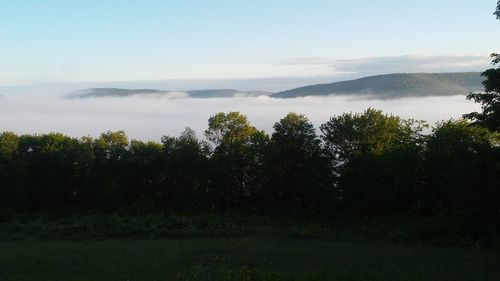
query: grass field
[
  {"left": 0, "top": 214, "right": 499, "bottom": 281},
  {"left": 0, "top": 237, "right": 499, "bottom": 281}
]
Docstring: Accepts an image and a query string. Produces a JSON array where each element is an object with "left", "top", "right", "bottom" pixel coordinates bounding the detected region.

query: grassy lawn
[{"left": 0, "top": 237, "right": 499, "bottom": 281}]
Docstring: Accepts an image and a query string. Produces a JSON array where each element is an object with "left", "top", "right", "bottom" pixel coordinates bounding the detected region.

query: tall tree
[
  {"left": 320, "top": 109, "right": 427, "bottom": 215},
  {"left": 0, "top": 132, "right": 20, "bottom": 209},
  {"left": 265, "top": 113, "right": 333, "bottom": 214},
  {"left": 464, "top": 3, "right": 500, "bottom": 131},
  {"left": 424, "top": 120, "right": 500, "bottom": 235},
  {"left": 161, "top": 127, "right": 211, "bottom": 211},
  {"left": 464, "top": 54, "right": 500, "bottom": 131},
  {"left": 320, "top": 108, "right": 425, "bottom": 164},
  {"left": 87, "top": 131, "right": 130, "bottom": 209},
  {"left": 205, "top": 112, "right": 268, "bottom": 211},
  {"left": 121, "top": 139, "right": 163, "bottom": 212},
  {"left": 205, "top": 112, "right": 260, "bottom": 147}
]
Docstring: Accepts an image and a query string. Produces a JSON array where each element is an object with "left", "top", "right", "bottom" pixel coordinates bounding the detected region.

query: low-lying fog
[{"left": 0, "top": 92, "right": 480, "bottom": 141}]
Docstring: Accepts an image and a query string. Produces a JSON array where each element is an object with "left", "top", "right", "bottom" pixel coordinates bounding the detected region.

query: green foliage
[
  {"left": 160, "top": 127, "right": 211, "bottom": 211},
  {"left": 321, "top": 108, "right": 426, "bottom": 161},
  {"left": 272, "top": 113, "right": 318, "bottom": 149},
  {"left": 12, "top": 133, "right": 94, "bottom": 210},
  {"left": 496, "top": 0, "right": 500, "bottom": 19},
  {"left": 424, "top": 120, "right": 500, "bottom": 236},
  {"left": 0, "top": 132, "right": 19, "bottom": 159},
  {"left": 0, "top": 132, "right": 21, "bottom": 208},
  {"left": 320, "top": 109, "right": 428, "bottom": 215},
  {"left": 265, "top": 113, "right": 333, "bottom": 214},
  {"left": 0, "top": 109, "right": 499, "bottom": 240},
  {"left": 94, "top": 130, "right": 129, "bottom": 160},
  {"left": 205, "top": 112, "right": 269, "bottom": 211},
  {"left": 464, "top": 54, "right": 500, "bottom": 131},
  {"left": 205, "top": 112, "right": 261, "bottom": 147}
]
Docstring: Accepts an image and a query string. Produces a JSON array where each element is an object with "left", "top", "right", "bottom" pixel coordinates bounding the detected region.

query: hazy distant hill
[
  {"left": 273, "top": 72, "right": 484, "bottom": 98},
  {"left": 66, "top": 73, "right": 484, "bottom": 99},
  {"left": 67, "top": 88, "right": 272, "bottom": 99}
]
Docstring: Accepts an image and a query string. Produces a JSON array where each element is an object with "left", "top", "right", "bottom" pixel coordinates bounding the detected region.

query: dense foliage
[
  {"left": 464, "top": 3, "right": 500, "bottom": 131},
  {"left": 1, "top": 108, "right": 499, "bottom": 238},
  {"left": 465, "top": 54, "right": 500, "bottom": 131}
]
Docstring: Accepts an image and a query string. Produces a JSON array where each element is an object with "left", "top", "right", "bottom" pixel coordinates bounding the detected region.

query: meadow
[{"left": 0, "top": 214, "right": 499, "bottom": 281}]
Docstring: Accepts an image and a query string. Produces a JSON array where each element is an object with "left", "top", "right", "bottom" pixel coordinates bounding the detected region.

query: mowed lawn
[{"left": 0, "top": 237, "right": 499, "bottom": 281}]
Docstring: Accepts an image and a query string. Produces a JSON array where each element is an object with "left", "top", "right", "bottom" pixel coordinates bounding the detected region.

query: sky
[{"left": 0, "top": 0, "right": 499, "bottom": 87}]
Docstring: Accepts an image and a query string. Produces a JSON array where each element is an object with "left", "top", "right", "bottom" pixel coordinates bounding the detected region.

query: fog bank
[{"left": 0, "top": 94, "right": 480, "bottom": 141}]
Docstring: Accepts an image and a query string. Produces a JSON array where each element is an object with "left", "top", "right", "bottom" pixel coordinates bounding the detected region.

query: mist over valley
[{"left": 0, "top": 73, "right": 481, "bottom": 140}]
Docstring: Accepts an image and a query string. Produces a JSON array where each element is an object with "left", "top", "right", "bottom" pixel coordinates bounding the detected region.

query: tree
[
  {"left": 160, "top": 127, "right": 211, "bottom": 211},
  {"left": 265, "top": 113, "right": 333, "bottom": 214},
  {"left": 464, "top": 54, "right": 500, "bottom": 131},
  {"left": 463, "top": 3, "right": 500, "bottom": 131},
  {"left": 496, "top": 0, "right": 500, "bottom": 19},
  {"left": 87, "top": 131, "right": 130, "bottom": 209},
  {"left": 94, "top": 130, "right": 129, "bottom": 161},
  {"left": 15, "top": 133, "right": 93, "bottom": 211},
  {"left": 205, "top": 112, "right": 268, "bottom": 211},
  {"left": 121, "top": 139, "right": 163, "bottom": 212},
  {"left": 320, "top": 109, "right": 427, "bottom": 215},
  {"left": 0, "top": 132, "right": 20, "bottom": 209},
  {"left": 424, "top": 120, "right": 500, "bottom": 236},
  {"left": 0, "top": 132, "right": 19, "bottom": 160},
  {"left": 205, "top": 112, "right": 260, "bottom": 147},
  {"left": 320, "top": 108, "right": 425, "bottom": 164}
]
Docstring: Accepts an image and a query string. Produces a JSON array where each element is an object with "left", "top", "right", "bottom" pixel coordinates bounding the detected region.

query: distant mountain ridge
[
  {"left": 273, "top": 72, "right": 484, "bottom": 98},
  {"left": 67, "top": 88, "right": 272, "bottom": 99},
  {"left": 66, "top": 72, "right": 485, "bottom": 100}
]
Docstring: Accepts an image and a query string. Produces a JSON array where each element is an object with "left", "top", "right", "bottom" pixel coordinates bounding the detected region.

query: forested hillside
[
  {"left": 274, "top": 72, "right": 483, "bottom": 98},
  {"left": 66, "top": 72, "right": 483, "bottom": 100}
]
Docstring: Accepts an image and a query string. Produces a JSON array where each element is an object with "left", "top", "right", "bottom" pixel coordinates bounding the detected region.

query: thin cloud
[
  {"left": 273, "top": 55, "right": 491, "bottom": 77},
  {"left": 332, "top": 55, "right": 491, "bottom": 74}
]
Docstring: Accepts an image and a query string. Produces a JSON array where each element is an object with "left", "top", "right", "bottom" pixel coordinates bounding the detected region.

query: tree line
[{"left": 0, "top": 104, "right": 498, "bottom": 230}]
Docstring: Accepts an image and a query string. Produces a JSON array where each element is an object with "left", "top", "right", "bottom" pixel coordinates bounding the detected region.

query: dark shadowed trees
[
  {"left": 424, "top": 120, "right": 500, "bottom": 235},
  {"left": 464, "top": 3, "right": 500, "bottom": 131},
  {"left": 161, "top": 127, "right": 211, "bottom": 211},
  {"left": 0, "top": 107, "right": 498, "bottom": 239},
  {"left": 205, "top": 112, "right": 268, "bottom": 211},
  {"left": 320, "top": 109, "right": 427, "bottom": 215},
  {"left": 464, "top": 54, "right": 500, "bottom": 131},
  {"left": 86, "top": 131, "right": 130, "bottom": 209},
  {"left": 14, "top": 133, "right": 93, "bottom": 211},
  {"left": 0, "top": 132, "right": 20, "bottom": 209},
  {"left": 121, "top": 140, "right": 163, "bottom": 213},
  {"left": 265, "top": 113, "right": 333, "bottom": 214}
]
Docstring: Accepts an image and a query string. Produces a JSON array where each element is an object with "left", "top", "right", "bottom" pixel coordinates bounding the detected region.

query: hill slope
[{"left": 273, "top": 72, "right": 484, "bottom": 98}]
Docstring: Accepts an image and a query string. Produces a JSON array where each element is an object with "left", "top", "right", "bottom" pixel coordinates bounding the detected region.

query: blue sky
[{"left": 0, "top": 0, "right": 499, "bottom": 86}]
